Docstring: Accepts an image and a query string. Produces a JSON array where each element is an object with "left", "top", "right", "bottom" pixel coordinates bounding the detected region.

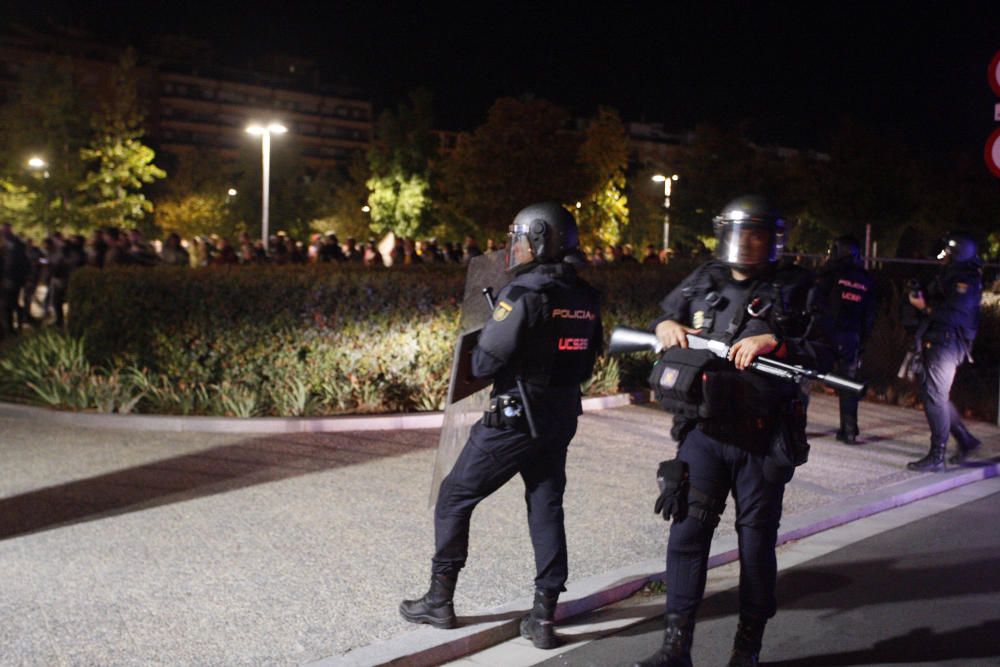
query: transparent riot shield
[{"left": 428, "top": 250, "right": 511, "bottom": 507}]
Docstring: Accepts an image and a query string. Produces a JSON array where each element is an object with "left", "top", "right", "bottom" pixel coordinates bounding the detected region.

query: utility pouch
[
  {"left": 764, "top": 398, "right": 810, "bottom": 483},
  {"left": 483, "top": 394, "right": 528, "bottom": 431},
  {"left": 647, "top": 348, "right": 717, "bottom": 418}
]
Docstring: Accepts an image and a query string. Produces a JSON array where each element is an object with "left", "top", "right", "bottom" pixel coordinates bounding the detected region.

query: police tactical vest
[{"left": 493, "top": 266, "right": 601, "bottom": 390}]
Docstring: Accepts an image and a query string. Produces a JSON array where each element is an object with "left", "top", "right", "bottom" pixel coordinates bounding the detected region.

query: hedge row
[
  {"left": 2, "top": 261, "right": 993, "bottom": 420},
  {"left": 53, "top": 262, "right": 692, "bottom": 415}
]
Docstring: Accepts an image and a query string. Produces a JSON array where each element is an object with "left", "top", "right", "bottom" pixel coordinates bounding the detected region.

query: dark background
[{"left": 8, "top": 1, "right": 1000, "bottom": 158}]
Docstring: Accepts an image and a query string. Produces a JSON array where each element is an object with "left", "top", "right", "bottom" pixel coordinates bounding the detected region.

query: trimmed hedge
[
  {"left": 55, "top": 262, "right": 693, "bottom": 415},
  {"left": 1, "top": 260, "right": 992, "bottom": 419}
]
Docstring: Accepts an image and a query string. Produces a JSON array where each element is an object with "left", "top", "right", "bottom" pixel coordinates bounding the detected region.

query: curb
[
  {"left": 314, "top": 458, "right": 1000, "bottom": 667},
  {"left": 0, "top": 391, "right": 650, "bottom": 434}
]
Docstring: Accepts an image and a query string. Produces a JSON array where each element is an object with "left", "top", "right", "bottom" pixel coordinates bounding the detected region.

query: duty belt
[{"left": 482, "top": 394, "right": 525, "bottom": 428}]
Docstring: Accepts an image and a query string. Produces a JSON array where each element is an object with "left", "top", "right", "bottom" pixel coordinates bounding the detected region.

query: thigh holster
[{"left": 687, "top": 486, "right": 726, "bottom": 528}]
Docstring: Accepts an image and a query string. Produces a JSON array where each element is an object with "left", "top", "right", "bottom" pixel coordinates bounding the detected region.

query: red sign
[
  {"left": 991, "top": 50, "right": 1000, "bottom": 96},
  {"left": 985, "top": 127, "right": 1000, "bottom": 178}
]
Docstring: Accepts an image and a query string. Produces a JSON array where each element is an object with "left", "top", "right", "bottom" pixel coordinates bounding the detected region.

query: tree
[
  {"left": 576, "top": 107, "right": 629, "bottom": 248},
  {"left": 0, "top": 58, "right": 91, "bottom": 234},
  {"left": 153, "top": 151, "right": 239, "bottom": 240},
  {"left": 441, "top": 97, "right": 583, "bottom": 240},
  {"left": 77, "top": 50, "right": 166, "bottom": 232},
  {"left": 365, "top": 89, "right": 438, "bottom": 239},
  {"left": 802, "top": 119, "right": 921, "bottom": 256},
  {"left": 314, "top": 151, "right": 373, "bottom": 241}
]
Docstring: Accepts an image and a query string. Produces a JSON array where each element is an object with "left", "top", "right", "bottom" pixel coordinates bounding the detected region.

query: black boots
[
  {"left": 907, "top": 442, "right": 946, "bottom": 472},
  {"left": 949, "top": 437, "right": 982, "bottom": 465},
  {"left": 399, "top": 574, "right": 457, "bottom": 629},
  {"left": 520, "top": 589, "right": 561, "bottom": 649},
  {"left": 835, "top": 429, "right": 858, "bottom": 445},
  {"left": 727, "top": 614, "right": 767, "bottom": 667},
  {"left": 633, "top": 613, "right": 693, "bottom": 667}
]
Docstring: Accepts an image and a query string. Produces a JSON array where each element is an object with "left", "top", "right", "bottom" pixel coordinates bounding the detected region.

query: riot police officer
[
  {"left": 635, "top": 196, "right": 833, "bottom": 667},
  {"left": 906, "top": 232, "right": 983, "bottom": 471},
  {"left": 400, "top": 202, "right": 603, "bottom": 649},
  {"left": 814, "top": 236, "right": 875, "bottom": 444}
]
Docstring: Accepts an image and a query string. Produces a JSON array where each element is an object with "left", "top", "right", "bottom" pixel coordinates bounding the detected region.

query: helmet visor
[
  {"left": 716, "top": 222, "right": 778, "bottom": 268},
  {"left": 505, "top": 223, "right": 535, "bottom": 271}
]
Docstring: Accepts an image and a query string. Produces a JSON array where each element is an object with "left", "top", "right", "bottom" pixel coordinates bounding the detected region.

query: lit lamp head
[{"left": 246, "top": 122, "right": 288, "bottom": 136}]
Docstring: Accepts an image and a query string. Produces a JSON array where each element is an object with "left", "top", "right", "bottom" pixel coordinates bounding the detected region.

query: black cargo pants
[{"left": 433, "top": 404, "right": 578, "bottom": 592}]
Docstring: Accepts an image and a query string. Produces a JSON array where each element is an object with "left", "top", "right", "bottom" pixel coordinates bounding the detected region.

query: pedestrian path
[{"left": 0, "top": 394, "right": 996, "bottom": 666}]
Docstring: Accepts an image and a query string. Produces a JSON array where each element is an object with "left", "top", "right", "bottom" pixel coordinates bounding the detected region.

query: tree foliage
[
  {"left": 0, "top": 58, "right": 91, "bottom": 233},
  {"left": 365, "top": 89, "right": 438, "bottom": 238},
  {"left": 77, "top": 49, "right": 166, "bottom": 231},
  {"left": 576, "top": 107, "right": 629, "bottom": 247},
  {"left": 441, "top": 97, "right": 583, "bottom": 240},
  {"left": 315, "top": 151, "right": 373, "bottom": 241}
]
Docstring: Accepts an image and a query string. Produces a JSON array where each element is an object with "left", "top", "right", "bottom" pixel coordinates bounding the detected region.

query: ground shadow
[
  {"left": 0, "top": 429, "right": 437, "bottom": 540},
  {"left": 763, "top": 621, "right": 1000, "bottom": 666}
]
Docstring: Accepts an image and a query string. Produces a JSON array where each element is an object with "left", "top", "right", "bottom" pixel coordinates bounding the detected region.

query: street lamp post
[
  {"left": 246, "top": 122, "right": 287, "bottom": 252},
  {"left": 652, "top": 173, "right": 679, "bottom": 253}
]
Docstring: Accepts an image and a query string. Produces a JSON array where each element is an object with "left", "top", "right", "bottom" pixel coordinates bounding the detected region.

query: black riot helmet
[
  {"left": 829, "top": 235, "right": 862, "bottom": 265},
  {"left": 712, "top": 195, "right": 785, "bottom": 272},
  {"left": 505, "top": 201, "right": 579, "bottom": 272},
  {"left": 937, "top": 232, "right": 978, "bottom": 263}
]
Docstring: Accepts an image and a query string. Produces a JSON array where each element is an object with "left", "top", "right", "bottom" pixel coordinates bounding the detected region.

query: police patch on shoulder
[
  {"left": 956, "top": 282, "right": 968, "bottom": 294},
  {"left": 493, "top": 301, "right": 514, "bottom": 321}
]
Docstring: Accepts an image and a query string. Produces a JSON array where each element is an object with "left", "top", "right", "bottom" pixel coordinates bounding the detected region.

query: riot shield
[{"left": 428, "top": 250, "right": 511, "bottom": 507}]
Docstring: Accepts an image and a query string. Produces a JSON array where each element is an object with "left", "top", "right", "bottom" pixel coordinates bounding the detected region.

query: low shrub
[{"left": 3, "top": 260, "right": 993, "bottom": 421}]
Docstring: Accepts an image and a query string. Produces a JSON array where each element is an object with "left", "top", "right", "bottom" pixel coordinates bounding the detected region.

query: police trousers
[
  {"left": 666, "top": 427, "right": 786, "bottom": 620},
  {"left": 832, "top": 332, "right": 861, "bottom": 436},
  {"left": 921, "top": 338, "right": 976, "bottom": 449},
  {"left": 433, "top": 408, "right": 578, "bottom": 592}
]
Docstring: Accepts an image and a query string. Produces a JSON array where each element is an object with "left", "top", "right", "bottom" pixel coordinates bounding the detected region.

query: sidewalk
[{"left": 0, "top": 394, "right": 997, "bottom": 666}]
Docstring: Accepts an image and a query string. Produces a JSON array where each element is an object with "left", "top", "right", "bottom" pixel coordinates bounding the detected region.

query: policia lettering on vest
[
  {"left": 630, "top": 196, "right": 836, "bottom": 667},
  {"left": 399, "top": 202, "right": 603, "bottom": 650}
]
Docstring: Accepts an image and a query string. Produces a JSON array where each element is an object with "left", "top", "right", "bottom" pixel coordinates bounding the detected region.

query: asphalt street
[{"left": 529, "top": 480, "right": 1000, "bottom": 667}]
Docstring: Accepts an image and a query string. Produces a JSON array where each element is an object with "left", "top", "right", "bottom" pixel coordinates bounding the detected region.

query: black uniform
[
  {"left": 814, "top": 257, "right": 875, "bottom": 442},
  {"left": 911, "top": 258, "right": 982, "bottom": 466},
  {"left": 638, "top": 257, "right": 832, "bottom": 667},
  {"left": 433, "top": 261, "right": 602, "bottom": 592},
  {"left": 1, "top": 230, "right": 30, "bottom": 336}
]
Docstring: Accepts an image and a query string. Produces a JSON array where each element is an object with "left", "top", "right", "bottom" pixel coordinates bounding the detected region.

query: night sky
[{"left": 8, "top": 1, "right": 1000, "bottom": 160}]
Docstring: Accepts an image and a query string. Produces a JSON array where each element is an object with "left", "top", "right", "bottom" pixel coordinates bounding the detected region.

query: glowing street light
[
  {"left": 227, "top": 188, "right": 238, "bottom": 197},
  {"left": 27, "top": 156, "right": 50, "bottom": 178},
  {"left": 652, "top": 173, "right": 679, "bottom": 251},
  {"left": 246, "top": 122, "right": 288, "bottom": 251}
]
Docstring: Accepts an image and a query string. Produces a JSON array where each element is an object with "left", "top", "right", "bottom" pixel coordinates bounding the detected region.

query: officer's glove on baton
[{"left": 654, "top": 459, "right": 689, "bottom": 522}]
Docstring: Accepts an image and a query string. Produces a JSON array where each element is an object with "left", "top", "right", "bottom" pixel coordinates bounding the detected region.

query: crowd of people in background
[{"left": 1, "top": 221, "right": 677, "bottom": 337}]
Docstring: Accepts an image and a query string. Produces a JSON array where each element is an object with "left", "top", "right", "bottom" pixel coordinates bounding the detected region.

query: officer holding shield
[
  {"left": 400, "top": 202, "right": 602, "bottom": 649},
  {"left": 635, "top": 196, "right": 833, "bottom": 667}
]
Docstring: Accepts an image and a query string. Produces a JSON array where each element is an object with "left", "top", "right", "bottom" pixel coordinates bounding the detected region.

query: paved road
[
  {"left": 1, "top": 394, "right": 998, "bottom": 665},
  {"left": 526, "top": 479, "right": 1000, "bottom": 667}
]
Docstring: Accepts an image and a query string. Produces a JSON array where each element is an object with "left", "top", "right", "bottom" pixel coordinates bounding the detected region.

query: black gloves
[{"left": 654, "top": 459, "right": 689, "bottom": 522}]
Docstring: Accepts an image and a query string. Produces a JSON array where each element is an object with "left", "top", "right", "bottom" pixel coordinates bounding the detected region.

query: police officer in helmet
[
  {"left": 906, "top": 232, "right": 982, "bottom": 471},
  {"left": 635, "top": 196, "right": 833, "bottom": 667},
  {"left": 815, "top": 235, "right": 875, "bottom": 444},
  {"left": 400, "top": 202, "right": 603, "bottom": 649}
]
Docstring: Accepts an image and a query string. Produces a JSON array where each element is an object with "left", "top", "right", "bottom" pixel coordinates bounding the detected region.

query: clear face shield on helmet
[
  {"left": 505, "top": 222, "right": 536, "bottom": 272},
  {"left": 716, "top": 221, "right": 781, "bottom": 270},
  {"left": 937, "top": 236, "right": 975, "bottom": 263}
]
